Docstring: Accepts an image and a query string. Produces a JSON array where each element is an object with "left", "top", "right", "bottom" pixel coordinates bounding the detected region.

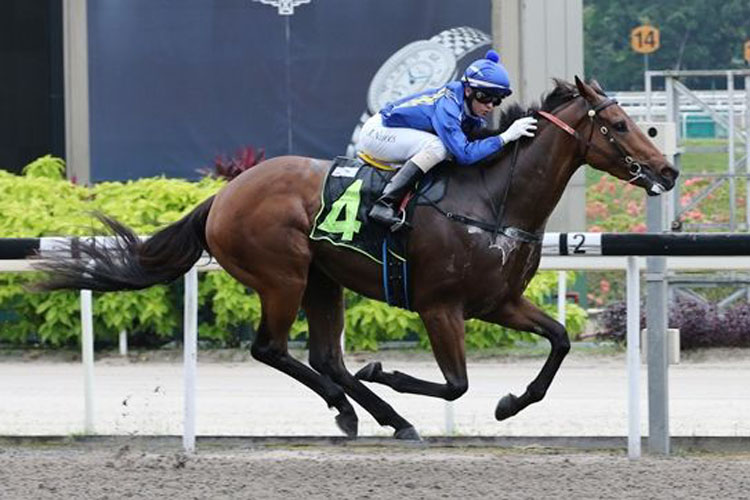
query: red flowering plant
[
  {"left": 586, "top": 176, "right": 647, "bottom": 233},
  {"left": 198, "top": 146, "right": 266, "bottom": 181},
  {"left": 584, "top": 176, "right": 646, "bottom": 307}
]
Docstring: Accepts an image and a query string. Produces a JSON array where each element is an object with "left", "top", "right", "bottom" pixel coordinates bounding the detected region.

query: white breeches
[{"left": 356, "top": 113, "right": 448, "bottom": 173}]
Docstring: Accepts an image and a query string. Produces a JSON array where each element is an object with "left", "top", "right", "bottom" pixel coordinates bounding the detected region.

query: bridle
[{"left": 537, "top": 95, "right": 650, "bottom": 186}]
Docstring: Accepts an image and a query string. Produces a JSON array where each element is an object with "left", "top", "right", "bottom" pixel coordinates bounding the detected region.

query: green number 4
[{"left": 318, "top": 179, "right": 363, "bottom": 241}]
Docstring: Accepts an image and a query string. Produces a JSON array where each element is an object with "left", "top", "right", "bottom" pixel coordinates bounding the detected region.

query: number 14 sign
[{"left": 631, "top": 25, "right": 660, "bottom": 54}]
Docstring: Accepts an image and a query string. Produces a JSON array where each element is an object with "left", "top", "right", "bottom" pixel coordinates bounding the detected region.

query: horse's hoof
[
  {"left": 495, "top": 393, "right": 519, "bottom": 421},
  {"left": 335, "top": 411, "right": 358, "bottom": 439},
  {"left": 394, "top": 426, "right": 421, "bottom": 441},
  {"left": 355, "top": 361, "right": 382, "bottom": 382}
]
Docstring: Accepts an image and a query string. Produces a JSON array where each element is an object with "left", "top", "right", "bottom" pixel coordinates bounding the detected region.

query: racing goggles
[{"left": 473, "top": 90, "right": 505, "bottom": 106}]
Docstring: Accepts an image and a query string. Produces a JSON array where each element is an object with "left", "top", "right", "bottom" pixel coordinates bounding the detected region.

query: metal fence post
[
  {"left": 626, "top": 257, "right": 641, "bottom": 459},
  {"left": 183, "top": 267, "right": 198, "bottom": 453},
  {"left": 646, "top": 198, "right": 670, "bottom": 455},
  {"left": 81, "top": 289, "right": 95, "bottom": 434}
]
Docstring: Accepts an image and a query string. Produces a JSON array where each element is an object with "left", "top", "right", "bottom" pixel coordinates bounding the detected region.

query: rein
[
  {"left": 491, "top": 135, "right": 522, "bottom": 243},
  {"left": 418, "top": 131, "right": 542, "bottom": 245}
]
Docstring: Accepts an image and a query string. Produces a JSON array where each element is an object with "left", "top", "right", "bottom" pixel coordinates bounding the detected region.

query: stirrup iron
[{"left": 389, "top": 208, "right": 410, "bottom": 232}]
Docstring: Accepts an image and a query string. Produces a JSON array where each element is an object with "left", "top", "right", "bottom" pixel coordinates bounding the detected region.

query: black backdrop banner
[
  {"left": 88, "top": 0, "right": 491, "bottom": 181},
  {"left": 0, "top": 0, "right": 64, "bottom": 174}
]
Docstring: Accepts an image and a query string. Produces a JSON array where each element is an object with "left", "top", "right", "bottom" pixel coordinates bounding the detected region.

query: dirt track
[
  {"left": 2, "top": 348, "right": 749, "bottom": 498},
  {"left": 1, "top": 441, "right": 749, "bottom": 499}
]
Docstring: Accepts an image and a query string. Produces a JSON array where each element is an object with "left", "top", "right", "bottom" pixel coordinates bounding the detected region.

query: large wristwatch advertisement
[{"left": 346, "top": 26, "right": 492, "bottom": 156}]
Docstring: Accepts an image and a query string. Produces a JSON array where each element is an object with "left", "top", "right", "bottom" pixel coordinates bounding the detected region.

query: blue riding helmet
[{"left": 462, "top": 49, "right": 512, "bottom": 97}]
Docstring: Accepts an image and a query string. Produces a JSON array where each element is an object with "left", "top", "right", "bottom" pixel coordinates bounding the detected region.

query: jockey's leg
[
  {"left": 368, "top": 160, "right": 424, "bottom": 226},
  {"left": 357, "top": 114, "right": 447, "bottom": 227}
]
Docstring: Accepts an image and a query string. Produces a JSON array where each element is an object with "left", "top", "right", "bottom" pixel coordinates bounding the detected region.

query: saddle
[{"left": 310, "top": 155, "right": 446, "bottom": 309}]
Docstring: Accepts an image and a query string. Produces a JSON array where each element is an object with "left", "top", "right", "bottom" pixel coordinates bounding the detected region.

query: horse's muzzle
[{"left": 646, "top": 161, "right": 678, "bottom": 196}]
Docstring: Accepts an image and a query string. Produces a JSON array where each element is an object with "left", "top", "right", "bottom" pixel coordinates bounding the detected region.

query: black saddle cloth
[{"left": 309, "top": 156, "right": 445, "bottom": 263}]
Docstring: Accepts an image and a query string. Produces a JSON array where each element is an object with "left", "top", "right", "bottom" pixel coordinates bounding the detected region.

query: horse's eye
[{"left": 613, "top": 121, "right": 628, "bottom": 133}]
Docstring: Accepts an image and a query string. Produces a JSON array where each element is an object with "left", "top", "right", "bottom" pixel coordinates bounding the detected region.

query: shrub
[
  {"left": 718, "top": 302, "right": 750, "bottom": 348},
  {"left": 598, "top": 297, "right": 750, "bottom": 350},
  {"left": 668, "top": 298, "right": 720, "bottom": 350},
  {"left": 0, "top": 157, "right": 225, "bottom": 347},
  {"left": 22, "top": 155, "right": 66, "bottom": 180},
  {"left": 597, "top": 300, "right": 642, "bottom": 343}
]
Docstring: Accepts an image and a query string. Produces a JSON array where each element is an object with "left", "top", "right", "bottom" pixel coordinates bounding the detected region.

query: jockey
[{"left": 357, "top": 49, "right": 538, "bottom": 228}]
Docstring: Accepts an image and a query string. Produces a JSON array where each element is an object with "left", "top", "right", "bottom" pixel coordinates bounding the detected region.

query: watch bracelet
[{"left": 430, "top": 26, "right": 491, "bottom": 59}]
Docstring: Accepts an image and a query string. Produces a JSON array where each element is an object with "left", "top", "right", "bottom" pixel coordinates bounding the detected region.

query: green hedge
[{"left": 0, "top": 156, "right": 586, "bottom": 350}]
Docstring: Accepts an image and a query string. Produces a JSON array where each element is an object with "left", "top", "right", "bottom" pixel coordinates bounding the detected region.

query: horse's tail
[{"left": 33, "top": 196, "right": 215, "bottom": 292}]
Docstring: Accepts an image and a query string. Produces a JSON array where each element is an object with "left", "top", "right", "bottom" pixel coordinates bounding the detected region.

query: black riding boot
[{"left": 368, "top": 160, "right": 424, "bottom": 229}]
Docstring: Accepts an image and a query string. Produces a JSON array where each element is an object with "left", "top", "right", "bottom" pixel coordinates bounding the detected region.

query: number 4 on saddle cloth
[{"left": 310, "top": 156, "right": 446, "bottom": 310}]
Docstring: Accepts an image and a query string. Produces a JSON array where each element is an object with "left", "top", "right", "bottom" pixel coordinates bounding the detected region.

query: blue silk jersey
[{"left": 379, "top": 81, "right": 504, "bottom": 165}]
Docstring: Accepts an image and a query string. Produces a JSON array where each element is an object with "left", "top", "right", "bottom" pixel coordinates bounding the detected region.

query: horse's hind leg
[
  {"left": 483, "top": 297, "right": 570, "bottom": 421},
  {"left": 355, "top": 305, "right": 469, "bottom": 401},
  {"left": 248, "top": 282, "right": 358, "bottom": 437},
  {"left": 303, "top": 265, "right": 419, "bottom": 440}
]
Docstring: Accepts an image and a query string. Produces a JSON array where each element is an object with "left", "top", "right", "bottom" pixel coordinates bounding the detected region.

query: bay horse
[{"left": 36, "top": 77, "right": 676, "bottom": 440}]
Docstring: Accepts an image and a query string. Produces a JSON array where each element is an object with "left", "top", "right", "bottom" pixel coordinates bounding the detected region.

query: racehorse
[{"left": 35, "top": 77, "right": 677, "bottom": 440}]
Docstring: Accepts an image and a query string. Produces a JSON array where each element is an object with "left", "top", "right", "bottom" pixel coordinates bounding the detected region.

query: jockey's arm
[
  {"left": 431, "top": 99, "right": 504, "bottom": 165},
  {"left": 468, "top": 117, "right": 539, "bottom": 144},
  {"left": 466, "top": 127, "right": 502, "bottom": 141}
]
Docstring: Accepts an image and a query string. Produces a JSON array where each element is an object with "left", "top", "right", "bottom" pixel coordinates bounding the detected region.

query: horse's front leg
[
  {"left": 482, "top": 297, "right": 571, "bottom": 421},
  {"left": 356, "top": 305, "right": 469, "bottom": 401}
]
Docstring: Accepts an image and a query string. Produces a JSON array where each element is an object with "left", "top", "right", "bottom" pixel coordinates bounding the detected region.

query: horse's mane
[
  {"left": 496, "top": 78, "right": 579, "bottom": 132},
  {"left": 470, "top": 79, "right": 586, "bottom": 168}
]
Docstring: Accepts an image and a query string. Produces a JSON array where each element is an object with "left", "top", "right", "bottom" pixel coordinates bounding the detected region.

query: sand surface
[
  {"left": 1, "top": 348, "right": 749, "bottom": 498},
  {"left": 1, "top": 441, "right": 749, "bottom": 499}
]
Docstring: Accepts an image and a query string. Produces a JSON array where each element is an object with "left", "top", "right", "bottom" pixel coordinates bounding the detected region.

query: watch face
[{"left": 367, "top": 40, "right": 457, "bottom": 114}]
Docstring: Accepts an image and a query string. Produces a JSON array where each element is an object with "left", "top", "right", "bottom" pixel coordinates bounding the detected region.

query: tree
[{"left": 584, "top": 0, "right": 750, "bottom": 90}]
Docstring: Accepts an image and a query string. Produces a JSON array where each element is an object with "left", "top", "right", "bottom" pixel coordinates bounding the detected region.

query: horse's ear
[
  {"left": 574, "top": 75, "right": 598, "bottom": 103},
  {"left": 574, "top": 75, "right": 587, "bottom": 94},
  {"left": 589, "top": 78, "right": 605, "bottom": 95}
]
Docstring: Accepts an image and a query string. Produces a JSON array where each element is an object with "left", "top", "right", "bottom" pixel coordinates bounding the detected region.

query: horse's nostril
[{"left": 662, "top": 165, "right": 679, "bottom": 181}]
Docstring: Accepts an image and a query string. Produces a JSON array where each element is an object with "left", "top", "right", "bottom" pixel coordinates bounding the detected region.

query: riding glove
[{"left": 499, "top": 117, "right": 538, "bottom": 144}]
